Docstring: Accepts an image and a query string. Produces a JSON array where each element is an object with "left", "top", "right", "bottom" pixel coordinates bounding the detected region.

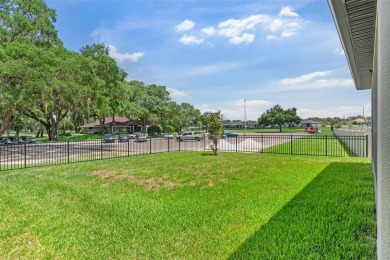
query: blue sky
[{"left": 47, "top": 0, "right": 371, "bottom": 120}]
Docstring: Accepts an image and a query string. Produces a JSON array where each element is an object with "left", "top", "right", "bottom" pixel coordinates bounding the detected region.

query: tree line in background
[
  {"left": 0, "top": 0, "right": 209, "bottom": 140},
  {"left": 257, "top": 105, "right": 301, "bottom": 132}
]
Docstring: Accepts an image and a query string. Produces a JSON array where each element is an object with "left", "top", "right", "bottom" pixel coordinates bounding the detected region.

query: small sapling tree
[{"left": 207, "top": 111, "right": 224, "bottom": 155}]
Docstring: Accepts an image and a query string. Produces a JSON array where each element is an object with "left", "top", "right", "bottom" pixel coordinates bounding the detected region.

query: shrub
[
  {"left": 59, "top": 130, "right": 72, "bottom": 137},
  {"left": 148, "top": 125, "right": 162, "bottom": 136}
]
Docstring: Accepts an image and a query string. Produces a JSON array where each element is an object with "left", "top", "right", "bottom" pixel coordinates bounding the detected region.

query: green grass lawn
[
  {"left": 263, "top": 134, "right": 355, "bottom": 157},
  {"left": 186, "top": 127, "right": 333, "bottom": 134},
  {"left": 0, "top": 153, "right": 375, "bottom": 259}
]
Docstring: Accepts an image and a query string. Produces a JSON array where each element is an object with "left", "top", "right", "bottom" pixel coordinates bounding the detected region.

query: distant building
[
  {"left": 299, "top": 120, "right": 321, "bottom": 128},
  {"left": 223, "top": 121, "right": 258, "bottom": 129},
  {"left": 353, "top": 118, "right": 368, "bottom": 126},
  {"left": 80, "top": 116, "right": 150, "bottom": 133}
]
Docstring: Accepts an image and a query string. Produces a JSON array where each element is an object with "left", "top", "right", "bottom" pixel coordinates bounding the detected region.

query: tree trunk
[
  {"left": 279, "top": 125, "right": 282, "bottom": 132},
  {"left": 0, "top": 111, "right": 13, "bottom": 136},
  {"left": 142, "top": 117, "right": 147, "bottom": 134},
  {"left": 99, "top": 117, "right": 108, "bottom": 133},
  {"left": 111, "top": 114, "right": 115, "bottom": 133}
]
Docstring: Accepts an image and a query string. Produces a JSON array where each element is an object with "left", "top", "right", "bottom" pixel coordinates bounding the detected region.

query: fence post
[
  {"left": 261, "top": 134, "right": 264, "bottom": 153},
  {"left": 150, "top": 137, "right": 152, "bottom": 154},
  {"left": 179, "top": 138, "right": 181, "bottom": 151},
  {"left": 127, "top": 139, "right": 130, "bottom": 157},
  {"left": 204, "top": 136, "right": 206, "bottom": 151},
  {"left": 100, "top": 140, "right": 103, "bottom": 160},
  {"left": 290, "top": 135, "right": 293, "bottom": 155},
  {"left": 67, "top": 141, "right": 70, "bottom": 163},
  {"left": 325, "top": 135, "right": 328, "bottom": 156},
  {"left": 168, "top": 138, "right": 170, "bottom": 152},
  {"left": 24, "top": 142, "right": 27, "bottom": 168},
  {"left": 366, "top": 135, "right": 369, "bottom": 157},
  {"left": 235, "top": 135, "right": 238, "bottom": 153}
]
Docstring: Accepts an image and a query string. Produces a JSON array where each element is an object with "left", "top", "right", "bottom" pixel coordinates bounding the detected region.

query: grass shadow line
[{"left": 228, "top": 162, "right": 376, "bottom": 259}]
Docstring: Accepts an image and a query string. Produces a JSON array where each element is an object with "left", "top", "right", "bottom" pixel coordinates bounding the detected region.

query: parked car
[
  {"left": 0, "top": 137, "right": 17, "bottom": 145},
  {"left": 224, "top": 132, "right": 238, "bottom": 138},
  {"left": 163, "top": 134, "right": 174, "bottom": 139},
  {"left": 305, "top": 127, "right": 319, "bottom": 133},
  {"left": 118, "top": 134, "right": 130, "bottom": 142},
  {"left": 102, "top": 134, "right": 116, "bottom": 143},
  {"left": 128, "top": 133, "right": 140, "bottom": 139},
  {"left": 176, "top": 132, "right": 204, "bottom": 142},
  {"left": 135, "top": 134, "right": 148, "bottom": 143},
  {"left": 20, "top": 136, "right": 36, "bottom": 143}
]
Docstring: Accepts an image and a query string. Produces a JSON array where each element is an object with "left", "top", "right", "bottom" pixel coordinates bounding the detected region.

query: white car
[
  {"left": 135, "top": 134, "right": 148, "bottom": 143},
  {"left": 163, "top": 134, "right": 174, "bottom": 139},
  {"left": 176, "top": 132, "right": 204, "bottom": 142}
]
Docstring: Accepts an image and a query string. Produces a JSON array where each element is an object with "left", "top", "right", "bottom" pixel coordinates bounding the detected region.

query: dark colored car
[
  {"left": 0, "top": 137, "right": 17, "bottom": 145},
  {"left": 102, "top": 134, "right": 116, "bottom": 143},
  {"left": 118, "top": 134, "right": 130, "bottom": 142}
]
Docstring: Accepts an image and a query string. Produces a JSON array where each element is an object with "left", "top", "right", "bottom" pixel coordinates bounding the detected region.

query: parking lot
[{"left": 0, "top": 134, "right": 302, "bottom": 171}]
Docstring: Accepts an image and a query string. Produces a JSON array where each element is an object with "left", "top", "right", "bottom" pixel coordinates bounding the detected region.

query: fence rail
[{"left": 0, "top": 134, "right": 369, "bottom": 171}]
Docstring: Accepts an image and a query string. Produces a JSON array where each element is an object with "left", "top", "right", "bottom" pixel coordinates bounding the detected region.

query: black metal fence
[{"left": 0, "top": 134, "right": 369, "bottom": 171}]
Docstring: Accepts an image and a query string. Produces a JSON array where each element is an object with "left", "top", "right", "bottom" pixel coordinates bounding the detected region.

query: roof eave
[{"left": 328, "top": 0, "right": 373, "bottom": 90}]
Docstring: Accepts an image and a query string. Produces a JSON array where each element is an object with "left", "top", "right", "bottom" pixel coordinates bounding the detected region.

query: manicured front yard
[{"left": 0, "top": 152, "right": 375, "bottom": 259}]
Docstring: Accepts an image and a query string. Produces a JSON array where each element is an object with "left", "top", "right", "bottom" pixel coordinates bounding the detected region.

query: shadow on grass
[{"left": 229, "top": 162, "right": 376, "bottom": 259}]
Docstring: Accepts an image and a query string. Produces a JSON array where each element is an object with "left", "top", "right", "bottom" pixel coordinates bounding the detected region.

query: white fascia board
[{"left": 328, "top": 0, "right": 369, "bottom": 90}]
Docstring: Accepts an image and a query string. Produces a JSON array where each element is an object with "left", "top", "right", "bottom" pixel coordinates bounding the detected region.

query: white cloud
[
  {"left": 199, "top": 104, "right": 211, "bottom": 113},
  {"left": 298, "top": 104, "right": 371, "bottom": 118},
  {"left": 283, "top": 79, "right": 354, "bottom": 91},
  {"left": 254, "top": 71, "right": 354, "bottom": 93},
  {"left": 281, "top": 71, "right": 333, "bottom": 85},
  {"left": 167, "top": 88, "right": 188, "bottom": 99},
  {"left": 266, "top": 35, "right": 278, "bottom": 40},
  {"left": 279, "top": 6, "right": 299, "bottom": 18},
  {"left": 198, "top": 100, "right": 273, "bottom": 120},
  {"left": 108, "top": 45, "right": 144, "bottom": 62},
  {"left": 187, "top": 62, "right": 241, "bottom": 76},
  {"left": 233, "top": 99, "right": 273, "bottom": 107},
  {"left": 229, "top": 33, "right": 255, "bottom": 44},
  {"left": 177, "top": 6, "right": 304, "bottom": 45},
  {"left": 201, "top": 27, "right": 217, "bottom": 36},
  {"left": 218, "top": 15, "right": 267, "bottom": 37},
  {"left": 179, "top": 34, "right": 204, "bottom": 45},
  {"left": 269, "top": 19, "right": 284, "bottom": 31},
  {"left": 280, "top": 29, "right": 297, "bottom": 38},
  {"left": 176, "top": 19, "right": 196, "bottom": 32},
  {"left": 222, "top": 99, "right": 274, "bottom": 120},
  {"left": 333, "top": 48, "right": 345, "bottom": 55},
  {"left": 90, "top": 17, "right": 148, "bottom": 44}
]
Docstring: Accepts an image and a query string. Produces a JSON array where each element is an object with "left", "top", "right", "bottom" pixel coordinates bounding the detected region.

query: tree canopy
[
  {"left": 258, "top": 105, "right": 301, "bottom": 132},
  {"left": 0, "top": 0, "right": 204, "bottom": 139}
]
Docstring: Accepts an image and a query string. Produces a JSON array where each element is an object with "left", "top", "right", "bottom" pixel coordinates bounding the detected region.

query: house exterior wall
[
  {"left": 299, "top": 123, "right": 321, "bottom": 128},
  {"left": 374, "top": 1, "right": 390, "bottom": 257}
]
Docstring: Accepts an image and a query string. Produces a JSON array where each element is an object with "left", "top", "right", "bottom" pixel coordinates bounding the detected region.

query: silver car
[{"left": 135, "top": 134, "right": 148, "bottom": 143}]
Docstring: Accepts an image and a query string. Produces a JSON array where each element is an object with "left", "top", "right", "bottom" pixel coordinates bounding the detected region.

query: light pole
[{"left": 244, "top": 99, "right": 247, "bottom": 135}]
